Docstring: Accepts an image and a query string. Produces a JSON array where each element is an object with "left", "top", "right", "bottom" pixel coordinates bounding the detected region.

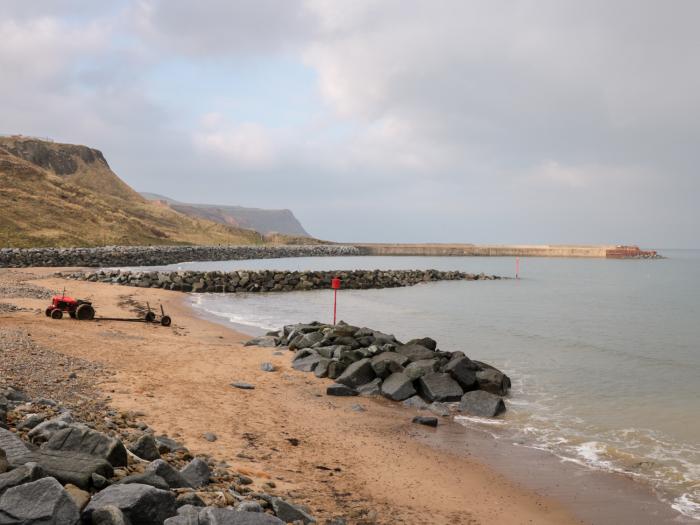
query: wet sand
[{"left": 0, "top": 268, "right": 688, "bottom": 524}]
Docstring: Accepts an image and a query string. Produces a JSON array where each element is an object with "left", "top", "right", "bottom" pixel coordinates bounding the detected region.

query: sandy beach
[{"left": 0, "top": 267, "right": 584, "bottom": 525}]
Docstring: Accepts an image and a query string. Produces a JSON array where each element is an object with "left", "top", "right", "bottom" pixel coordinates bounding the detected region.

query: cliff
[{"left": 140, "top": 193, "right": 310, "bottom": 237}]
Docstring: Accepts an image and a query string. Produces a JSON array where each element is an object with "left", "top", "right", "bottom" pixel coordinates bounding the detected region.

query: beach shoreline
[{"left": 0, "top": 267, "right": 691, "bottom": 524}]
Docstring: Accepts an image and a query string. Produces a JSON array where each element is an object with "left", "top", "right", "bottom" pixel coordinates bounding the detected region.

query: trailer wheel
[
  {"left": 51, "top": 309, "right": 63, "bottom": 320},
  {"left": 145, "top": 311, "right": 156, "bottom": 323},
  {"left": 160, "top": 315, "right": 172, "bottom": 327},
  {"left": 45, "top": 308, "right": 53, "bottom": 317},
  {"left": 76, "top": 304, "right": 95, "bottom": 321}
]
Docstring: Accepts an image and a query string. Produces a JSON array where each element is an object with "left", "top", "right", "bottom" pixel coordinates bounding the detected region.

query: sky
[{"left": 2, "top": 0, "right": 698, "bottom": 247}]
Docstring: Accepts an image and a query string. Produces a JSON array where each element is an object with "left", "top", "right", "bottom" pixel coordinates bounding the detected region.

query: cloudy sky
[{"left": 2, "top": 1, "right": 698, "bottom": 247}]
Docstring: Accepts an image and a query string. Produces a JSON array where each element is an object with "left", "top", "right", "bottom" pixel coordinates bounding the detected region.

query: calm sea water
[{"left": 131, "top": 252, "right": 700, "bottom": 519}]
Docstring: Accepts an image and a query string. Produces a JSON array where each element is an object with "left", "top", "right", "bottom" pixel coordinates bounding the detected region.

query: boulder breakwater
[
  {"left": 0, "top": 245, "right": 359, "bottom": 268},
  {"left": 60, "top": 269, "right": 502, "bottom": 293},
  {"left": 246, "top": 321, "right": 511, "bottom": 420}
]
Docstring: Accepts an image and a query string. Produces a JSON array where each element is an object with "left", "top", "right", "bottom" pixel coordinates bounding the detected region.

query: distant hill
[
  {"left": 140, "top": 192, "right": 310, "bottom": 238},
  {"left": 0, "top": 136, "right": 266, "bottom": 248}
]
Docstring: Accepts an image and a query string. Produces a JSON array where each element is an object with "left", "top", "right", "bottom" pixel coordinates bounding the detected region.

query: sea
[{"left": 128, "top": 250, "right": 700, "bottom": 520}]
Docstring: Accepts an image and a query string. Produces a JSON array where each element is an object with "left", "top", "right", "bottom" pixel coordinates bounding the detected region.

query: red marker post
[
  {"left": 331, "top": 277, "right": 341, "bottom": 325},
  {"left": 516, "top": 257, "right": 520, "bottom": 279}
]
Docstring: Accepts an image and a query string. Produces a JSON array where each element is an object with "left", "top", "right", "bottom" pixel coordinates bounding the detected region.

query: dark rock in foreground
[
  {"left": 459, "top": 390, "right": 506, "bottom": 417},
  {"left": 0, "top": 477, "right": 79, "bottom": 525},
  {"left": 412, "top": 416, "right": 439, "bottom": 427},
  {"left": 83, "top": 483, "right": 177, "bottom": 525}
]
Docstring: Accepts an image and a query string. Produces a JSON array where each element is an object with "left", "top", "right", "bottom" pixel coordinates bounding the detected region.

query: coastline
[{"left": 0, "top": 267, "right": 692, "bottom": 524}]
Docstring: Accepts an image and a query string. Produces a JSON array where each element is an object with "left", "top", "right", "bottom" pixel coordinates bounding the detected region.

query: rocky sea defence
[
  {"left": 0, "top": 245, "right": 360, "bottom": 268},
  {"left": 246, "top": 321, "right": 511, "bottom": 420},
  {"left": 60, "top": 269, "right": 501, "bottom": 293}
]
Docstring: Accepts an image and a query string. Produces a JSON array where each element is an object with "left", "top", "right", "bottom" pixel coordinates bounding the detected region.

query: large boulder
[
  {"left": 417, "top": 373, "right": 463, "bottom": 402},
  {"left": 380, "top": 373, "right": 416, "bottom": 401},
  {"left": 129, "top": 434, "right": 161, "bottom": 461},
  {"left": 0, "top": 477, "right": 80, "bottom": 525},
  {"left": 0, "top": 462, "right": 46, "bottom": 496},
  {"left": 117, "top": 472, "right": 170, "bottom": 491},
  {"left": 336, "top": 359, "right": 375, "bottom": 389},
  {"left": 27, "top": 413, "right": 74, "bottom": 444},
  {"left": 356, "top": 378, "right": 382, "bottom": 397},
  {"left": 44, "top": 425, "right": 128, "bottom": 467},
  {"left": 145, "top": 460, "right": 192, "bottom": 489},
  {"left": 199, "top": 507, "right": 285, "bottom": 524},
  {"left": 292, "top": 354, "right": 322, "bottom": 373},
  {"left": 326, "top": 384, "right": 358, "bottom": 397},
  {"left": 370, "top": 352, "right": 409, "bottom": 378},
  {"left": 271, "top": 498, "right": 316, "bottom": 524},
  {"left": 91, "top": 505, "right": 129, "bottom": 525},
  {"left": 244, "top": 336, "right": 279, "bottom": 348},
  {"left": 395, "top": 344, "right": 435, "bottom": 362},
  {"left": 180, "top": 458, "right": 210, "bottom": 488},
  {"left": 289, "top": 331, "right": 324, "bottom": 350},
  {"left": 403, "top": 359, "right": 440, "bottom": 380},
  {"left": 83, "top": 483, "right": 177, "bottom": 525},
  {"left": 474, "top": 366, "right": 511, "bottom": 396},
  {"left": 405, "top": 337, "right": 437, "bottom": 351},
  {"left": 459, "top": 390, "right": 506, "bottom": 417},
  {"left": 443, "top": 356, "right": 478, "bottom": 390}
]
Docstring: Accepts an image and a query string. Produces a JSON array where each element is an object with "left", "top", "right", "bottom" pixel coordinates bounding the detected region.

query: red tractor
[{"left": 45, "top": 293, "right": 95, "bottom": 321}]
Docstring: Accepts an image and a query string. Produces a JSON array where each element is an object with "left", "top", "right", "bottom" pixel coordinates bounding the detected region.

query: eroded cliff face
[
  {"left": 0, "top": 137, "right": 109, "bottom": 176},
  {"left": 141, "top": 193, "right": 311, "bottom": 237}
]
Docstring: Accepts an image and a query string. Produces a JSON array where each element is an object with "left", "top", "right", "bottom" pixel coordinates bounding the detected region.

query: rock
[
  {"left": 64, "top": 483, "right": 91, "bottom": 511},
  {"left": 0, "top": 428, "right": 30, "bottom": 468},
  {"left": 0, "top": 451, "right": 7, "bottom": 475},
  {"left": 146, "top": 460, "right": 192, "bottom": 489},
  {"left": 370, "top": 352, "right": 410, "bottom": 378},
  {"left": 3, "top": 388, "right": 29, "bottom": 404},
  {"left": 129, "top": 434, "right": 161, "bottom": 461},
  {"left": 0, "top": 477, "right": 80, "bottom": 524},
  {"left": 27, "top": 412, "right": 74, "bottom": 444},
  {"left": 443, "top": 356, "right": 478, "bottom": 390},
  {"left": 91, "top": 473, "right": 110, "bottom": 490},
  {"left": 336, "top": 358, "right": 376, "bottom": 389},
  {"left": 244, "top": 336, "right": 278, "bottom": 348},
  {"left": 180, "top": 458, "right": 210, "bottom": 488},
  {"left": 175, "top": 492, "right": 205, "bottom": 508},
  {"left": 412, "top": 416, "right": 438, "bottom": 427},
  {"left": 83, "top": 483, "right": 177, "bottom": 525},
  {"left": 0, "top": 462, "right": 46, "bottom": 496},
  {"left": 289, "top": 331, "right": 324, "bottom": 350},
  {"left": 291, "top": 354, "right": 322, "bottom": 372},
  {"left": 459, "top": 390, "right": 506, "bottom": 417},
  {"left": 402, "top": 395, "right": 429, "bottom": 410},
  {"left": 35, "top": 448, "right": 114, "bottom": 489},
  {"left": 44, "top": 425, "right": 128, "bottom": 467},
  {"left": 356, "top": 378, "right": 382, "bottom": 397},
  {"left": 403, "top": 359, "right": 440, "bottom": 380},
  {"left": 230, "top": 382, "right": 255, "bottom": 390},
  {"left": 117, "top": 472, "right": 170, "bottom": 491},
  {"left": 271, "top": 498, "right": 316, "bottom": 524},
  {"left": 313, "top": 358, "right": 331, "bottom": 378},
  {"left": 350, "top": 404, "right": 366, "bottom": 412},
  {"left": 259, "top": 363, "right": 275, "bottom": 372},
  {"left": 406, "top": 337, "right": 437, "bottom": 351},
  {"left": 199, "top": 507, "right": 285, "bottom": 524},
  {"left": 236, "top": 501, "right": 263, "bottom": 512},
  {"left": 326, "top": 384, "right": 358, "bottom": 397},
  {"left": 326, "top": 360, "right": 347, "bottom": 380},
  {"left": 203, "top": 433, "right": 217, "bottom": 442},
  {"left": 17, "top": 413, "right": 45, "bottom": 430},
  {"left": 91, "top": 505, "right": 129, "bottom": 525},
  {"left": 475, "top": 367, "right": 511, "bottom": 396},
  {"left": 395, "top": 344, "right": 435, "bottom": 362},
  {"left": 380, "top": 373, "right": 417, "bottom": 401},
  {"left": 155, "top": 436, "right": 186, "bottom": 454},
  {"left": 417, "top": 373, "right": 464, "bottom": 402}
]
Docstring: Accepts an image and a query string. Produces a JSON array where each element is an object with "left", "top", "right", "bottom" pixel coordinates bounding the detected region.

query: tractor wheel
[
  {"left": 76, "top": 304, "right": 95, "bottom": 321},
  {"left": 45, "top": 308, "right": 53, "bottom": 317},
  {"left": 160, "top": 315, "right": 172, "bottom": 327},
  {"left": 145, "top": 311, "right": 156, "bottom": 323},
  {"left": 50, "top": 309, "right": 63, "bottom": 320}
]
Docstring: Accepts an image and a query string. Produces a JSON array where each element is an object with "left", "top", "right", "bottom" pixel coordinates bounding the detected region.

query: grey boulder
[
  {"left": 83, "top": 483, "right": 177, "bottom": 525},
  {"left": 200, "top": 507, "right": 285, "bottom": 524},
  {"left": 403, "top": 359, "right": 440, "bottom": 380},
  {"left": 459, "top": 390, "right": 506, "bottom": 417},
  {"left": 180, "top": 458, "right": 210, "bottom": 488},
  {"left": 27, "top": 413, "right": 74, "bottom": 444},
  {"left": 0, "top": 462, "right": 46, "bottom": 497},
  {"left": 336, "top": 358, "right": 375, "bottom": 389},
  {"left": 417, "top": 373, "right": 463, "bottom": 402},
  {"left": 271, "top": 498, "right": 315, "bottom": 524},
  {"left": 395, "top": 344, "right": 435, "bottom": 362},
  {"left": 90, "top": 505, "right": 129, "bottom": 525},
  {"left": 117, "top": 471, "right": 170, "bottom": 491},
  {"left": 356, "top": 378, "right": 382, "bottom": 397},
  {"left": 405, "top": 337, "right": 437, "bottom": 351},
  {"left": 380, "top": 373, "right": 416, "bottom": 401},
  {"left": 443, "top": 356, "right": 478, "bottom": 390},
  {"left": 291, "top": 354, "right": 322, "bottom": 373},
  {"left": 474, "top": 366, "right": 511, "bottom": 396},
  {"left": 0, "top": 477, "right": 79, "bottom": 525},
  {"left": 44, "top": 425, "right": 128, "bottom": 467},
  {"left": 326, "top": 384, "right": 358, "bottom": 397},
  {"left": 145, "top": 460, "right": 192, "bottom": 489},
  {"left": 129, "top": 434, "right": 161, "bottom": 461}
]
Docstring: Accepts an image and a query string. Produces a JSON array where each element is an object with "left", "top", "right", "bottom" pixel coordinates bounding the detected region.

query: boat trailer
[{"left": 95, "top": 302, "right": 172, "bottom": 327}]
